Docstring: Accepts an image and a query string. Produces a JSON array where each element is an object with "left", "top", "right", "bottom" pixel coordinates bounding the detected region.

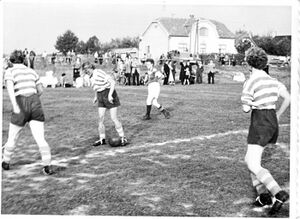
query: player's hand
[
  {"left": 108, "top": 95, "right": 113, "bottom": 104},
  {"left": 13, "top": 104, "right": 21, "bottom": 114},
  {"left": 276, "top": 114, "right": 281, "bottom": 122},
  {"left": 93, "top": 96, "right": 97, "bottom": 104}
]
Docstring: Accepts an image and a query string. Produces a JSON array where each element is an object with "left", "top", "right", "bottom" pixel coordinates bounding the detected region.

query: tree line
[
  {"left": 235, "top": 30, "right": 291, "bottom": 56},
  {"left": 55, "top": 30, "right": 139, "bottom": 55},
  {"left": 55, "top": 29, "right": 291, "bottom": 56}
]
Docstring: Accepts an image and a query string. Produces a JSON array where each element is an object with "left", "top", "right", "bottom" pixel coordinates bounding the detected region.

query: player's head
[
  {"left": 82, "top": 61, "right": 95, "bottom": 75},
  {"left": 9, "top": 50, "right": 24, "bottom": 64},
  {"left": 145, "top": 58, "right": 154, "bottom": 70},
  {"left": 245, "top": 47, "right": 268, "bottom": 70}
]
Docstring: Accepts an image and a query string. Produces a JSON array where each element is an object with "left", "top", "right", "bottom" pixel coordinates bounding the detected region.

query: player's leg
[
  {"left": 93, "top": 107, "right": 107, "bottom": 146},
  {"left": 110, "top": 107, "right": 127, "bottom": 146},
  {"left": 151, "top": 84, "right": 170, "bottom": 119},
  {"left": 245, "top": 144, "right": 288, "bottom": 210},
  {"left": 2, "top": 123, "right": 23, "bottom": 170},
  {"left": 29, "top": 120, "right": 53, "bottom": 175},
  {"left": 143, "top": 85, "right": 154, "bottom": 120}
]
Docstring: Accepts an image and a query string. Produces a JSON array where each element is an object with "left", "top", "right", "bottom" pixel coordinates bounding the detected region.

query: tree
[
  {"left": 55, "top": 30, "right": 79, "bottom": 55},
  {"left": 235, "top": 39, "right": 252, "bottom": 54},
  {"left": 85, "top": 36, "right": 100, "bottom": 54},
  {"left": 76, "top": 40, "right": 87, "bottom": 54}
]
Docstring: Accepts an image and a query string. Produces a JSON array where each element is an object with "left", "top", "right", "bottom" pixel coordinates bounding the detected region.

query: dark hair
[
  {"left": 9, "top": 50, "right": 24, "bottom": 64},
  {"left": 81, "top": 61, "right": 95, "bottom": 70},
  {"left": 145, "top": 58, "right": 155, "bottom": 65},
  {"left": 245, "top": 47, "right": 268, "bottom": 70}
]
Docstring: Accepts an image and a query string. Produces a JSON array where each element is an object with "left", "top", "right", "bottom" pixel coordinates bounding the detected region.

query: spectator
[
  {"left": 184, "top": 60, "right": 191, "bottom": 85},
  {"left": 42, "top": 50, "right": 47, "bottom": 68},
  {"left": 207, "top": 60, "right": 216, "bottom": 84},
  {"left": 162, "top": 60, "right": 170, "bottom": 85},
  {"left": 29, "top": 50, "right": 36, "bottom": 69},
  {"left": 179, "top": 61, "right": 186, "bottom": 85},
  {"left": 132, "top": 57, "right": 140, "bottom": 86},
  {"left": 170, "top": 60, "right": 176, "bottom": 85},
  {"left": 73, "top": 56, "right": 81, "bottom": 85},
  {"left": 51, "top": 53, "right": 56, "bottom": 65},
  {"left": 124, "top": 57, "right": 132, "bottom": 85},
  {"left": 195, "top": 60, "right": 204, "bottom": 84},
  {"left": 60, "top": 73, "right": 66, "bottom": 87},
  {"left": 168, "top": 60, "right": 175, "bottom": 85}
]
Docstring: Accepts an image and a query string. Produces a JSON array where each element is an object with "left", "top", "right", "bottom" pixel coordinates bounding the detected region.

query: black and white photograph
[{"left": 1, "top": 0, "right": 299, "bottom": 217}]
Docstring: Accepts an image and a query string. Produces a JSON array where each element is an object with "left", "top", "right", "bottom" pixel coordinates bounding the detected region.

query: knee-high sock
[
  {"left": 250, "top": 173, "right": 268, "bottom": 194},
  {"left": 256, "top": 168, "right": 281, "bottom": 196},
  {"left": 146, "top": 105, "right": 152, "bottom": 116},
  {"left": 115, "top": 121, "right": 124, "bottom": 137},
  {"left": 98, "top": 122, "right": 105, "bottom": 139}
]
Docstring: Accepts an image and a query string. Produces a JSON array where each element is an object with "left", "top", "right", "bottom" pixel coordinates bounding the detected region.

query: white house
[
  {"left": 139, "top": 16, "right": 237, "bottom": 60},
  {"left": 189, "top": 18, "right": 237, "bottom": 54}
]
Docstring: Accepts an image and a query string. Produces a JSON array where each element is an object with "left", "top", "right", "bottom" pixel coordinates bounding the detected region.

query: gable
[{"left": 142, "top": 21, "right": 169, "bottom": 38}]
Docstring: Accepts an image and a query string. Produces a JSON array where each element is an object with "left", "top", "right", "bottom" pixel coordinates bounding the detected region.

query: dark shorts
[
  {"left": 11, "top": 94, "right": 45, "bottom": 126},
  {"left": 247, "top": 109, "right": 278, "bottom": 146},
  {"left": 97, "top": 89, "right": 120, "bottom": 109}
]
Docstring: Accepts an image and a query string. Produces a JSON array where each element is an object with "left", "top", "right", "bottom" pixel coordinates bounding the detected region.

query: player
[
  {"left": 2, "top": 50, "right": 53, "bottom": 175},
  {"left": 82, "top": 61, "right": 128, "bottom": 146},
  {"left": 143, "top": 58, "right": 170, "bottom": 120},
  {"left": 241, "top": 47, "right": 290, "bottom": 215}
]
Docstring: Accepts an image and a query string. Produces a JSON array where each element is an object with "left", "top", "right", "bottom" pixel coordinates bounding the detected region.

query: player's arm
[
  {"left": 241, "top": 80, "right": 254, "bottom": 113},
  {"left": 107, "top": 75, "right": 116, "bottom": 103},
  {"left": 6, "top": 80, "right": 20, "bottom": 114},
  {"left": 276, "top": 84, "right": 290, "bottom": 122},
  {"left": 36, "top": 83, "right": 43, "bottom": 96}
]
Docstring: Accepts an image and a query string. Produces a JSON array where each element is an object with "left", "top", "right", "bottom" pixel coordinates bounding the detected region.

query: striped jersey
[
  {"left": 4, "top": 64, "right": 41, "bottom": 96},
  {"left": 90, "top": 69, "right": 114, "bottom": 92},
  {"left": 147, "top": 68, "right": 164, "bottom": 84},
  {"left": 241, "top": 69, "right": 287, "bottom": 110}
]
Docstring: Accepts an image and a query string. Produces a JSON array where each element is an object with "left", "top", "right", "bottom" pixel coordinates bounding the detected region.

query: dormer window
[{"left": 199, "top": 27, "right": 208, "bottom": 36}]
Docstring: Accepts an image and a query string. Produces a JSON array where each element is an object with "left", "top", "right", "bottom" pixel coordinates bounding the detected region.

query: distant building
[{"left": 139, "top": 16, "right": 237, "bottom": 60}]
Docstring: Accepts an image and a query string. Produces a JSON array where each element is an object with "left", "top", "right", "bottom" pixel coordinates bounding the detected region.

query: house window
[
  {"left": 219, "top": 44, "right": 226, "bottom": 54},
  {"left": 178, "top": 43, "right": 188, "bottom": 52},
  {"left": 199, "top": 27, "right": 208, "bottom": 36},
  {"left": 200, "top": 44, "right": 206, "bottom": 53}
]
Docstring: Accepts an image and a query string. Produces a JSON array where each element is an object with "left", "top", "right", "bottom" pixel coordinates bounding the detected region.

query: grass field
[{"left": 1, "top": 61, "right": 290, "bottom": 217}]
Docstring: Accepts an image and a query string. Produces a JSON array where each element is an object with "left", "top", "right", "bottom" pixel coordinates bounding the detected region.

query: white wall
[
  {"left": 169, "top": 36, "right": 190, "bottom": 53},
  {"left": 139, "top": 22, "right": 169, "bottom": 61},
  {"left": 218, "top": 39, "right": 237, "bottom": 54},
  {"left": 190, "top": 20, "right": 237, "bottom": 54}
]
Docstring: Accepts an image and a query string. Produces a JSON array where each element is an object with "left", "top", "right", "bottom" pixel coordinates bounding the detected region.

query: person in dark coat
[
  {"left": 179, "top": 61, "right": 186, "bottom": 85},
  {"left": 162, "top": 61, "right": 170, "bottom": 85},
  {"left": 195, "top": 60, "right": 204, "bottom": 84}
]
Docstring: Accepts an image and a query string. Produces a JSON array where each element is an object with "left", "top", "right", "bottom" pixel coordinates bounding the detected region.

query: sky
[{"left": 1, "top": 0, "right": 293, "bottom": 54}]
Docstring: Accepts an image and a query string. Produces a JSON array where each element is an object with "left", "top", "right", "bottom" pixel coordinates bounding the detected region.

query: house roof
[
  {"left": 155, "top": 17, "right": 235, "bottom": 39},
  {"left": 157, "top": 17, "right": 193, "bottom": 36}
]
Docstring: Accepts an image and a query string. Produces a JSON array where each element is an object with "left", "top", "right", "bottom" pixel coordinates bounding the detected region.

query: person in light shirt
[
  {"left": 241, "top": 47, "right": 290, "bottom": 215},
  {"left": 2, "top": 50, "right": 53, "bottom": 175},
  {"left": 82, "top": 62, "right": 128, "bottom": 147}
]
